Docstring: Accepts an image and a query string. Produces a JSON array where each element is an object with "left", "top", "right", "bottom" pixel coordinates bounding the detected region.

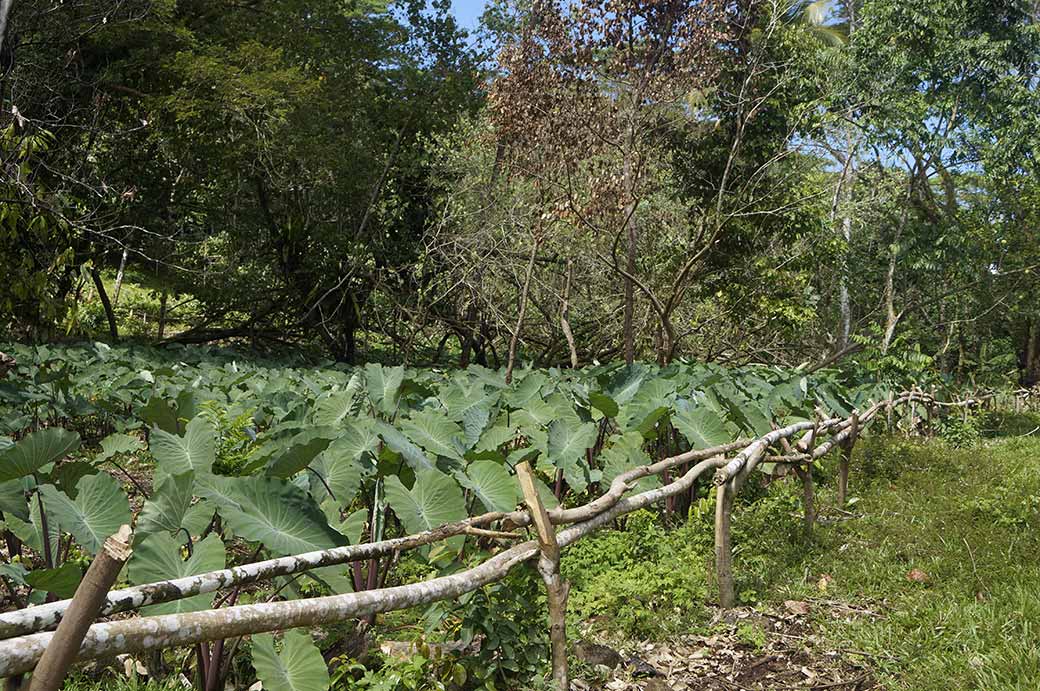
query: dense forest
[{"left": 2, "top": 0, "right": 1038, "bottom": 385}]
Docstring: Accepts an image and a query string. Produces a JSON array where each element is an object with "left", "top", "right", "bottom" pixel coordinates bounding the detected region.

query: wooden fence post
[
  {"left": 516, "top": 462, "right": 569, "bottom": 691},
  {"left": 715, "top": 481, "right": 735, "bottom": 609},
  {"left": 837, "top": 412, "right": 858, "bottom": 508},
  {"left": 28, "top": 525, "right": 133, "bottom": 691}
]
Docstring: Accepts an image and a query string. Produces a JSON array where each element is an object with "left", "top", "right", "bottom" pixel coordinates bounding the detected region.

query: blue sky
[{"left": 450, "top": 0, "right": 486, "bottom": 30}]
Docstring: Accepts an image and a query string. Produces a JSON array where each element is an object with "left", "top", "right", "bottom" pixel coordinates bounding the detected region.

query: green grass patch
[{"left": 732, "top": 436, "right": 1040, "bottom": 690}]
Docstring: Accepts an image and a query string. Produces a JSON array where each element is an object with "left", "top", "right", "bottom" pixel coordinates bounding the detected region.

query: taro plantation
[{"left": 1, "top": 0, "right": 1040, "bottom": 690}]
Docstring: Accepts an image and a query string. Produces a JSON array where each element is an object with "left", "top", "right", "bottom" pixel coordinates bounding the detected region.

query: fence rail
[{"left": 0, "top": 390, "right": 976, "bottom": 681}]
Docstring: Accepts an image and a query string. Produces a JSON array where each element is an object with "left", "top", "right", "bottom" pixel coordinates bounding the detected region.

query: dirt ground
[{"left": 572, "top": 602, "right": 881, "bottom": 691}]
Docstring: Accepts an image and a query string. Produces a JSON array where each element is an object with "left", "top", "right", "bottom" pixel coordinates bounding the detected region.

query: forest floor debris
[{"left": 573, "top": 604, "right": 879, "bottom": 691}]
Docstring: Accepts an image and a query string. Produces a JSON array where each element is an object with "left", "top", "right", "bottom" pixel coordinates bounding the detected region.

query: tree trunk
[
  {"left": 506, "top": 241, "right": 539, "bottom": 385},
  {"left": 112, "top": 249, "right": 129, "bottom": 306},
  {"left": 560, "top": 259, "right": 578, "bottom": 369},
  {"left": 621, "top": 126, "right": 638, "bottom": 365},
  {"left": 157, "top": 289, "right": 169, "bottom": 341},
  {"left": 1022, "top": 319, "right": 1040, "bottom": 386},
  {"left": 90, "top": 268, "right": 119, "bottom": 342}
]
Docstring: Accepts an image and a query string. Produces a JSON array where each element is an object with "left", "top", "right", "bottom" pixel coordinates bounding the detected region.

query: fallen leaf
[
  {"left": 784, "top": 600, "right": 811, "bottom": 615},
  {"left": 906, "top": 568, "right": 930, "bottom": 583},
  {"left": 817, "top": 573, "right": 833, "bottom": 592}
]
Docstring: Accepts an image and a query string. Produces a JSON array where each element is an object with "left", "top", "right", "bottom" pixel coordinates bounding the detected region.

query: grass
[{"left": 733, "top": 430, "right": 1040, "bottom": 691}]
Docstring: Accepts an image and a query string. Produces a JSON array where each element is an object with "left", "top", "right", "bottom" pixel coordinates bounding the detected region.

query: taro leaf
[
  {"left": 95, "top": 433, "right": 144, "bottom": 463},
  {"left": 364, "top": 364, "right": 404, "bottom": 415},
  {"left": 0, "top": 562, "right": 27, "bottom": 587},
  {"left": 0, "top": 479, "right": 29, "bottom": 522},
  {"left": 534, "top": 476, "right": 560, "bottom": 510},
  {"left": 6, "top": 488, "right": 60, "bottom": 564},
  {"left": 266, "top": 433, "right": 332, "bottom": 479},
  {"left": 312, "top": 374, "right": 362, "bottom": 427},
  {"left": 400, "top": 409, "right": 465, "bottom": 462},
  {"left": 49, "top": 461, "right": 98, "bottom": 499},
  {"left": 0, "top": 428, "right": 80, "bottom": 482},
  {"left": 384, "top": 469, "right": 466, "bottom": 537},
  {"left": 375, "top": 422, "right": 435, "bottom": 472},
  {"left": 25, "top": 562, "right": 82, "bottom": 599},
  {"left": 174, "top": 390, "right": 198, "bottom": 426},
  {"left": 673, "top": 406, "right": 730, "bottom": 450},
  {"left": 608, "top": 365, "right": 647, "bottom": 405},
  {"left": 601, "top": 432, "right": 659, "bottom": 494},
  {"left": 137, "top": 471, "right": 196, "bottom": 537},
  {"left": 474, "top": 422, "right": 514, "bottom": 454},
  {"left": 588, "top": 391, "right": 619, "bottom": 419},
  {"left": 460, "top": 405, "right": 491, "bottom": 449},
  {"left": 149, "top": 416, "right": 215, "bottom": 478},
  {"left": 141, "top": 396, "right": 178, "bottom": 434},
  {"left": 502, "top": 371, "right": 546, "bottom": 407},
  {"left": 456, "top": 461, "right": 518, "bottom": 513},
  {"left": 321, "top": 502, "right": 368, "bottom": 546},
  {"left": 251, "top": 630, "right": 330, "bottom": 691},
  {"left": 314, "top": 435, "right": 371, "bottom": 504},
  {"left": 634, "top": 406, "right": 670, "bottom": 440},
  {"left": 221, "top": 476, "right": 345, "bottom": 556},
  {"left": 129, "top": 533, "right": 225, "bottom": 615},
  {"left": 547, "top": 419, "right": 596, "bottom": 471},
  {"left": 39, "top": 473, "right": 131, "bottom": 554}
]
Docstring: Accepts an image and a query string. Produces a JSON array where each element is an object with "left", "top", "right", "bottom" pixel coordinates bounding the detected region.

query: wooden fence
[{"left": 0, "top": 390, "right": 975, "bottom": 686}]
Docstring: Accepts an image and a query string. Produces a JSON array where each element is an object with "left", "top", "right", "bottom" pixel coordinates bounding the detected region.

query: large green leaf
[
  {"left": 400, "top": 409, "right": 465, "bottom": 462},
  {"left": 384, "top": 469, "right": 466, "bottom": 536},
  {"left": 140, "top": 396, "right": 179, "bottom": 434},
  {"left": 137, "top": 471, "right": 210, "bottom": 537},
  {"left": 0, "top": 479, "right": 29, "bottom": 521},
  {"left": 6, "top": 488, "right": 60, "bottom": 564},
  {"left": 39, "top": 473, "right": 131, "bottom": 554},
  {"left": 251, "top": 630, "right": 330, "bottom": 691},
  {"left": 95, "top": 433, "right": 144, "bottom": 463},
  {"left": 364, "top": 364, "right": 404, "bottom": 415},
  {"left": 457, "top": 461, "right": 518, "bottom": 513},
  {"left": 547, "top": 419, "right": 597, "bottom": 469},
  {"left": 376, "top": 422, "right": 436, "bottom": 472},
  {"left": 25, "top": 562, "right": 82, "bottom": 599},
  {"left": 312, "top": 374, "right": 362, "bottom": 427},
  {"left": 129, "top": 533, "right": 225, "bottom": 615},
  {"left": 149, "top": 416, "right": 215, "bottom": 477},
  {"left": 0, "top": 428, "right": 80, "bottom": 482},
  {"left": 313, "top": 434, "right": 372, "bottom": 505},
  {"left": 601, "top": 432, "right": 659, "bottom": 493},
  {"left": 673, "top": 406, "right": 731, "bottom": 450},
  {"left": 588, "top": 391, "right": 619, "bottom": 419},
  {"left": 266, "top": 432, "right": 332, "bottom": 479},
  {"left": 221, "top": 476, "right": 345, "bottom": 556}
]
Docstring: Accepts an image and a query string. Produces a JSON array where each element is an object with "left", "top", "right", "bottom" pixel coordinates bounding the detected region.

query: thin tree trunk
[
  {"left": 1023, "top": 318, "right": 1040, "bottom": 386},
  {"left": 621, "top": 125, "right": 638, "bottom": 365},
  {"left": 157, "top": 288, "right": 169, "bottom": 341},
  {"left": 560, "top": 259, "right": 578, "bottom": 369},
  {"left": 505, "top": 241, "right": 539, "bottom": 385},
  {"left": 90, "top": 268, "right": 119, "bottom": 342},
  {"left": 0, "top": 0, "right": 14, "bottom": 57},
  {"left": 881, "top": 209, "right": 908, "bottom": 354},
  {"left": 112, "top": 249, "right": 129, "bottom": 306}
]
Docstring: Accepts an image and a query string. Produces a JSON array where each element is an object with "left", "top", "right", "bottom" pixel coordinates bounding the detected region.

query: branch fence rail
[{"left": 0, "top": 390, "right": 985, "bottom": 684}]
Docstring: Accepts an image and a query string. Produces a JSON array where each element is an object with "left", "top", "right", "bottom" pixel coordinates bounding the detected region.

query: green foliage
[
  {"left": 252, "top": 630, "right": 331, "bottom": 691},
  {"left": 563, "top": 510, "right": 711, "bottom": 639}
]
